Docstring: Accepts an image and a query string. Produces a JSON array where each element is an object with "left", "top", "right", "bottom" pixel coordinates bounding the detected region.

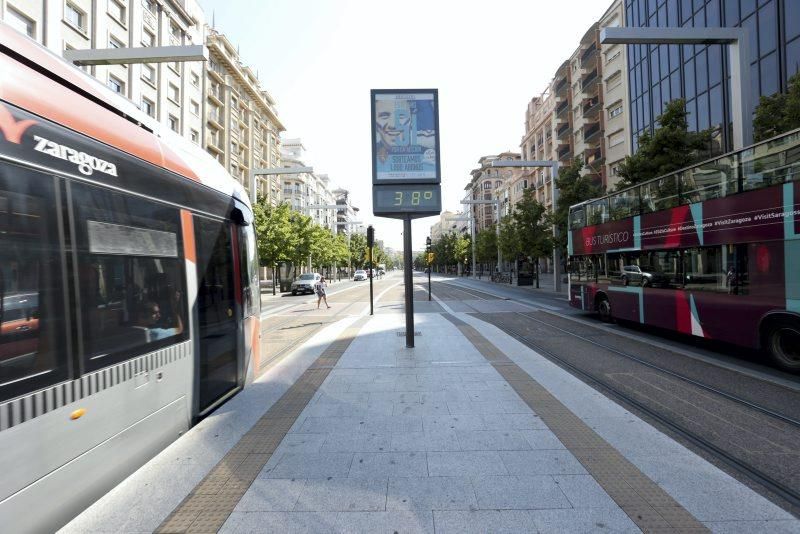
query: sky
[{"left": 198, "top": 0, "right": 611, "bottom": 250}]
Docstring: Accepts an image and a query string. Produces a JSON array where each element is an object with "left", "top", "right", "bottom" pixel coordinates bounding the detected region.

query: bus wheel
[
  {"left": 765, "top": 319, "right": 800, "bottom": 372},
  {"left": 597, "top": 295, "right": 613, "bottom": 323}
]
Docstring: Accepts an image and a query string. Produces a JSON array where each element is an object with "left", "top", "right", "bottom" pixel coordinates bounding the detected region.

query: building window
[
  {"left": 191, "top": 72, "right": 200, "bottom": 87},
  {"left": 109, "top": 35, "right": 125, "bottom": 49},
  {"left": 608, "top": 103, "right": 623, "bottom": 118},
  {"left": 142, "top": 28, "right": 155, "bottom": 47},
  {"left": 190, "top": 129, "right": 199, "bottom": 144},
  {"left": 168, "top": 115, "right": 179, "bottom": 132},
  {"left": 608, "top": 130, "right": 624, "bottom": 148},
  {"left": 142, "top": 63, "right": 155, "bottom": 84},
  {"left": 605, "top": 49, "right": 621, "bottom": 64},
  {"left": 7, "top": 6, "right": 36, "bottom": 38},
  {"left": 168, "top": 83, "right": 179, "bottom": 103},
  {"left": 144, "top": 0, "right": 156, "bottom": 14},
  {"left": 65, "top": 2, "right": 86, "bottom": 31},
  {"left": 169, "top": 61, "right": 181, "bottom": 74},
  {"left": 107, "top": 75, "right": 124, "bottom": 94},
  {"left": 190, "top": 100, "right": 199, "bottom": 116},
  {"left": 141, "top": 97, "right": 154, "bottom": 117},
  {"left": 108, "top": 0, "right": 126, "bottom": 24},
  {"left": 606, "top": 71, "right": 622, "bottom": 91}
]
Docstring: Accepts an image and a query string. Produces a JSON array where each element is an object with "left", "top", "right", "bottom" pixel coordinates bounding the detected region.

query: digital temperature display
[{"left": 373, "top": 184, "right": 441, "bottom": 216}]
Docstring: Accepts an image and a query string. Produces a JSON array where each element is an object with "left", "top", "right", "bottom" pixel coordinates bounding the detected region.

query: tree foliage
[
  {"left": 553, "top": 158, "right": 603, "bottom": 258},
  {"left": 349, "top": 233, "right": 368, "bottom": 269},
  {"left": 616, "top": 99, "right": 711, "bottom": 188},
  {"left": 497, "top": 215, "right": 519, "bottom": 261},
  {"left": 754, "top": 72, "right": 800, "bottom": 142},
  {"left": 253, "top": 201, "right": 294, "bottom": 268},
  {"left": 512, "top": 190, "right": 552, "bottom": 262},
  {"left": 474, "top": 227, "right": 498, "bottom": 264}
]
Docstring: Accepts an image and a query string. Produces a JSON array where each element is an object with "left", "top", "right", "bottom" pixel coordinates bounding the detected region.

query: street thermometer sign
[{"left": 371, "top": 88, "right": 442, "bottom": 347}]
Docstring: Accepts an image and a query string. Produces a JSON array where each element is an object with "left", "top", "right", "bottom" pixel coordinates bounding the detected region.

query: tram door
[{"left": 194, "top": 216, "right": 239, "bottom": 414}]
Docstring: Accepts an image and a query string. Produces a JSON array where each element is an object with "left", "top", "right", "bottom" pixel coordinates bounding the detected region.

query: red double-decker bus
[{"left": 567, "top": 128, "right": 800, "bottom": 371}]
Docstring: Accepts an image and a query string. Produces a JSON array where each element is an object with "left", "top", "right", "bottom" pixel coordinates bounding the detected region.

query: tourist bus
[
  {"left": 0, "top": 23, "right": 261, "bottom": 532},
  {"left": 567, "top": 128, "right": 799, "bottom": 371}
]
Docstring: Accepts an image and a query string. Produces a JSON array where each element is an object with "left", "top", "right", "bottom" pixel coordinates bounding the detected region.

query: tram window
[
  {"left": 239, "top": 224, "right": 259, "bottom": 317},
  {"left": 0, "top": 168, "right": 68, "bottom": 402},
  {"left": 71, "top": 183, "right": 187, "bottom": 371}
]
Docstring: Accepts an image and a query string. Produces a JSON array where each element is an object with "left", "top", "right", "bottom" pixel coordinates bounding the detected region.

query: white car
[
  {"left": 291, "top": 273, "right": 321, "bottom": 295},
  {"left": 353, "top": 270, "right": 367, "bottom": 281}
]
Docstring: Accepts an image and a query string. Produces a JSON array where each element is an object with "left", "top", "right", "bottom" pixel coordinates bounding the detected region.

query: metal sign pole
[
  {"left": 403, "top": 215, "right": 414, "bottom": 348},
  {"left": 369, "top": 246, "right": 374, "bottom": 316}
]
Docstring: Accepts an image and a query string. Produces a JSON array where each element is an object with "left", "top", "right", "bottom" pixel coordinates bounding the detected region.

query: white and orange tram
[{"left": 0, "top": 23, "right": 261, "bottom": 532}]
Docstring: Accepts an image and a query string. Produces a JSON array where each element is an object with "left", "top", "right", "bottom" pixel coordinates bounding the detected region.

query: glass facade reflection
[{"left": 625, "top": 0, "right": 800, "bottom": 153}]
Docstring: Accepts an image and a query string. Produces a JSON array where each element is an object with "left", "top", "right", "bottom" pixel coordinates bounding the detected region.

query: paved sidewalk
[{"left": 63, "top": 296, "right": 800, "bottom": 533}]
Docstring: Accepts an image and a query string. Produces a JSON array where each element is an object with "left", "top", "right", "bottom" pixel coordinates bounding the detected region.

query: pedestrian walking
[{"left": 316, "top": 276, "right": 330, "bottom": 309}]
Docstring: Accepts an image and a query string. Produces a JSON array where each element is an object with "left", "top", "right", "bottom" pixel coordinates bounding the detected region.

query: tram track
[
  {"left": 486, "top": 312, "right": 800, "bottom": 512},
  {"left": 433, "top": 278, "right": 800, "bottom": 513}
]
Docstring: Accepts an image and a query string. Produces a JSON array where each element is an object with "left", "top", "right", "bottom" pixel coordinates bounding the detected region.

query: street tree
[
  {"left": 253, "top": 200, "right": 294, "bottom": 294},
  {"left": 287, "top": 211, "right": 314, "bottom": 278},
  {"left": 453, "top": 233, "right": 471, "bottom": 273},
  {"left": 754, "top": 73, "right": 800, "bottom": 142},
  {"left": 349, "top": 233, "right": 368, "bottom": 269},
  {"left": 553, "top": 158, "right": 603, "bottom": 260},
  {"left": 474, "top": 226, "right": 498, "bottom": 274},
  {"left": 512, "top": 190, "right": 553, "bottom": 287},
  {"left": 616, "top": 99, "right": 712, "bottom": 188},
  {"left": 497, "top": 214, "right": 519, "bottom": 266}
]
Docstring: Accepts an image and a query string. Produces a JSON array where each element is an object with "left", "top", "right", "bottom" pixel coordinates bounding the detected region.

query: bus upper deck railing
[{"left": 569, "top": 127, "right": 800, "bottom": 230}]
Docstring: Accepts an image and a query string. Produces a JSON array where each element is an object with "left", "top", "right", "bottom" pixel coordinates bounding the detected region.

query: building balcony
[
  {"left": 207, "top": 88, "right": 224, "bottom": 105},
  {"left": 556, "top": 123, "right": 571, "bottom": 140},
  {"left": 554, "top": 76, "right": 568, "bottom": 97},
  {"left": 557, "top": 144, "right": 572, "bottom": 161},
  {"left": 207, "top": 112, "right": 223, "bottom": 129},
  {"left": 580, "top": 44, "right": 599, "bottom": 70},
  {"left": 555, "top": 100, "right": 569, "bottom": 119},
  {"left": 581, "top": 69, "right": 599, "bottom": 93},
  {"left": 585, "top": 146, "right": 604, "bottom": 166},
  {"left": 583, "top": 123, "right": 602, "bottom": 144},
  {"left": 582, "top": 97, "right": 601, "bottom": 120}
]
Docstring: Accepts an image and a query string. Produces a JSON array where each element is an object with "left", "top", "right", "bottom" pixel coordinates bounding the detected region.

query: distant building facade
[{"left": 1, "top": 0, "right": 286, "bottom": 200}]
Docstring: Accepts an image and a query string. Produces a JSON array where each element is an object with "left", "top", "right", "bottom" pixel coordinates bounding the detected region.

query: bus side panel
[
  {"left": 607, "top": 287, "right": 642, "bottom": 323},
  {"left": 244, "top": 315, "right": 260, "bottom": 384}
]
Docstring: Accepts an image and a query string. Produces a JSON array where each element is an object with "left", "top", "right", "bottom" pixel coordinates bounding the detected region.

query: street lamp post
[
  {"left": 490, "top": 160, "right": 561, "bottom": 292},
  {"left": 461, "top": 198, "right": 502, "bottom": 277},
  {"left": 600, "top": 27, "right": 752, "bottom": 149}
]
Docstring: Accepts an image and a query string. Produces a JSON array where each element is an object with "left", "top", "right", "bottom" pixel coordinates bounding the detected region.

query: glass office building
[{"left": 625, "top": 0, "right": 800, "bottom": 153}]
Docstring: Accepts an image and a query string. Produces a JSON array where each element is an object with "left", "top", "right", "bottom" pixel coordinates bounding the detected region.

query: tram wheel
[{"left": 765, "top": 319, "right": 800, "bottom": 372}]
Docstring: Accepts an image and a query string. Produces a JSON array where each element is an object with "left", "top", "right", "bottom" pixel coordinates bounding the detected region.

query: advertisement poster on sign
[{"left": 371, "top": 90, "right": 440, "bottom": 184}]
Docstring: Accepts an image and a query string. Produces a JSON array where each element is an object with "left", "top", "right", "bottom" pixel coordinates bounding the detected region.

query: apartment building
[
  {"left": 430, "top": 210, "right": 467, "bottom": 241},
  {"left": 1, "top": 1, "right": 287, "bottom": 201},
  {"left": 333, "top": 188, "right": 360, "bottom": 237},
  {"left": 464, "top": 152, "right": 521, "bottom": 233},
  {"left": 204, "top": 28, "right": 284, "bottom": 200},
  {"left": 279, "top": 138, "right": 337, "bottom": 229},
  {"left": 519, "top": 0, "right": 629, "bottom": 193}
]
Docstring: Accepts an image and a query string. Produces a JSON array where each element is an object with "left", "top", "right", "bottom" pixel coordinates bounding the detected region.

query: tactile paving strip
[
  {"left": 156, "top": 317, "right": 369, "bottom": 534},
  {"left": 442, "top": 313, "right": 709, "bottom": 534}
]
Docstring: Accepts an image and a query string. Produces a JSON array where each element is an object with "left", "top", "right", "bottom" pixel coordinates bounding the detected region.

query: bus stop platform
[{"left": 62, "top": 303, "right": 798, "bottom": 533}]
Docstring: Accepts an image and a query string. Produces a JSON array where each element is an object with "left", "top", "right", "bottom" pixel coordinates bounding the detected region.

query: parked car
[
  {"left": 291, "top": 273, "right": 321, "bottom": 295},
  {"left": 353, "top": 270, "right": 367, "bottom": 281}
]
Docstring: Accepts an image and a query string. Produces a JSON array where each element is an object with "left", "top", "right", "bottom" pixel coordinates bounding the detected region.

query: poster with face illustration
[{"left": 371, "top": 89, "right": 440, "bottom": 184}]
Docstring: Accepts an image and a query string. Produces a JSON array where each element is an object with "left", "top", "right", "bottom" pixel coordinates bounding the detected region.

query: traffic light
[{"left": 366, "top": 225, "right": 374, "bottom": 248}]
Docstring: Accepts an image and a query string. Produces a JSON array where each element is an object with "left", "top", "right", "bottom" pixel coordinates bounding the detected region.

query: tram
[{"left": 0, "top": 23, "right": 261, "bottom": 532}]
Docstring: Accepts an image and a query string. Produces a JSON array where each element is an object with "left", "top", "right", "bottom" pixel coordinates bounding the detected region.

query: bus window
[
  {"left": 71, "top": 183, "right": 187, "bottom": 372},
  {"left": 681, "top": 153, "right": 739, "bottom": 204},
  {"left": 609, "top": 187, "right": 640, "bottom": 220},
  {"left": 0, "top": 168, "right": 69, "bottom": 402},
  {"left": 683, "top": 245, "right": 746, "bottom": 293}
]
